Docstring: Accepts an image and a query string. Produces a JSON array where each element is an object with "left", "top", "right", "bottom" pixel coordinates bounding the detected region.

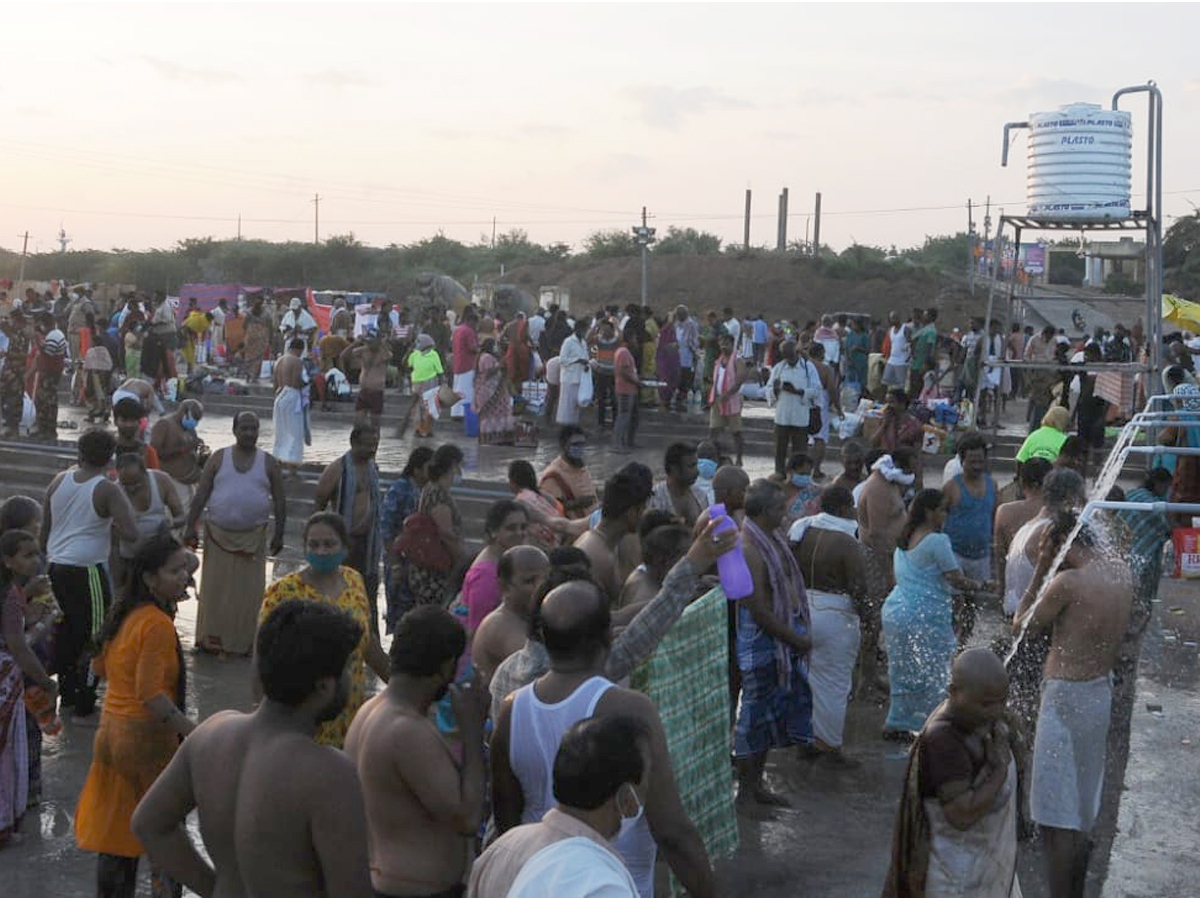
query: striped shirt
[{"left": 1117, "top": 487, "right": 1172, "bottom": 583}]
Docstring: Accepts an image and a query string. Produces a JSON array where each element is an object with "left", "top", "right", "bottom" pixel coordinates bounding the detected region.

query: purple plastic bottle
[{"left": 708, "top": 503, "right": 753, "bottom": 600}]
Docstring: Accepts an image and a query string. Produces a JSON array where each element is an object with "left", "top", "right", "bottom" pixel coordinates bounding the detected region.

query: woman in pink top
[{"left": 460, "top": 500, "right": 530, "bottom": 635}]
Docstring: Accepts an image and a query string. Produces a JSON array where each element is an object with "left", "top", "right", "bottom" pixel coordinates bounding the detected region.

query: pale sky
[{"left": 2, "top": 2, "right": 1197, "bottom": 256}]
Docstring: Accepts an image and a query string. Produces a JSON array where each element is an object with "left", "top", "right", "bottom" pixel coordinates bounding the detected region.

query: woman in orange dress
[
  {"left": 74, "top": 534, "right": 195, "bottom": 897},
  {"left": 256, "top": 512, "right": 389, "bottom": 748}
]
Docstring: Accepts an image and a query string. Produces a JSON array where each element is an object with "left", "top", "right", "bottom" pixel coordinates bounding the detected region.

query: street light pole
[{"left": 632, "top": 206, "right": 656, "bottom": 305}]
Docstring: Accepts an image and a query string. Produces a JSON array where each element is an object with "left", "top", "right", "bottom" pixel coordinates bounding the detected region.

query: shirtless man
[
  {"left": 831, "top": 439, "right": 866, "bottom": 497},
  {"left": 693, "top": 464, "right": 751, "bottom": 536},
  {"left": 789, "top": 486, "right": 867, "bottom": 761},
  {"left": 345, "top": 606, "right": 491, "bottom": 897},
  {"left": 1013, "top": 518, "right": 1132, "bottom": 898},
  {"left": 112, "top": 375, "right": 162, "bottom": 416},
  {"left": 470, "top": 546, "right": 549, "bottom": 686},
  {"left": 615, "top": 518, "right": 692, "bottom": 626},
  {"left": 313, "top": 425, "right": 383, "bottom": 631},
  {"left": 856, "top": 447, "right": 917, "bottom": 693},
  {"left": 574, "top": 468, "right": 652, "bottom": 605},
  {"left": 272, "top": 340, "right": 306, "bottom": 478},
  {"left": 150, "top": 399, "right": 206, "bottom": 505},
  {"left": 131, "top": 600, "right": 372, "bottom": 897},
  {"left": 343, "top": 328, "right": 390, "bottom": 428},
  {"left": 992, "top": 458, "right": 1052, "bottom": 593},
  {"left": 647, "top": 442, "right": 707, "bottom": 529}
]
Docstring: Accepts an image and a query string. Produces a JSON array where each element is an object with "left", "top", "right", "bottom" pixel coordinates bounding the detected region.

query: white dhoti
[
  {"left": 1030, "top": 675, "right": 1112, "bottom": 832},
  {"left": 273, "top": 386, "right": 306, "bottom": 465},
  {"left": 807, "top": 590, "right": 861, "bottom": 749},
  {"left": 924, "top": 758, "right": 1020, "bottom": 896},
  {"left": 451, "top": 370, "right": 474, "bottom": 418},
  {"left": 555, "top": 382, "right": 581, "bottom": 425}
]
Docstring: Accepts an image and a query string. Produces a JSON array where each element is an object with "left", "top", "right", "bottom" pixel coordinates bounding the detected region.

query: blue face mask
[
  {"left": 697, "top": 459, "right": 718, "bottom": 481},
  {"left": 453, "top": 472, "right": 464, "bottom": 487},
  {"left": 306, "top": 550, "right": 347, "bottom": 574},
  {"left": 181, "top": 415, "right": 197, "bottom": 431},
  {"left": 792, "top": 474, "right": 812, "bottom": 488}
]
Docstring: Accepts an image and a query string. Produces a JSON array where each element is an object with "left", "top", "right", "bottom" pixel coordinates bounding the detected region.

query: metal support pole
[
  {"left": 640, "top": 244, "right": 649, "bottom": 305},
  {"left": 812, "top": 192, "right": 822, "bottom": 258},
  {"left": 743, "top": 189, "right": 752, "bottom": 252}
]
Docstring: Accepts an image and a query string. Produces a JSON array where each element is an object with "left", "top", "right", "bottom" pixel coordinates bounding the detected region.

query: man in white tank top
[
  {"left": 882, "top": 309, "right": 912, "bottom": 391},
  {"left": 184, "top": 411, "right": 287, "bottom": 657},
  {"left": 42, "top": 429, "right": 138, "bottom": 719},
  {"left": 491, "top": 579, "right": 715, "bottom": 898}
]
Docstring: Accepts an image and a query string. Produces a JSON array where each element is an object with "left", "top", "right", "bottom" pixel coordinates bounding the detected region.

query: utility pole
[
  {"left": 631, "top": 206, "right": 656, "bottom": 305},
  {"left": 237, "top": 214, "right": 242, "bottom": 241},
  {"left": 812, "top": 192, "right": 822, "bottom": 259},
  {"left": 312, "top": 193, "right": 321, "bottom": 244},
  {"left": 982, "top": 195, "right": 992, "bottom": 279},
  {"left": 967, "top": 199, "right": 976, "bottom": 293},
  {"left": 17, "top": 231, "right": 29, "bottom": 282},
  {"left": 743, "top": 188, "right": 752, "bottom": 252},
  {"left": 492, "top": 217, "right": 497, "bottom": 249}
]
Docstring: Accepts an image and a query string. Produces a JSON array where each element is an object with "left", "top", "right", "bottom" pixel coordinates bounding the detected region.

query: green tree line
[{"left": 0, "top": 225, "right": 996, "bottom": 294}]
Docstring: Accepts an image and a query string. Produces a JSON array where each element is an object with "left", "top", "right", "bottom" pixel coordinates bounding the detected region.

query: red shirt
[
  {"left": 452, "top": 323, "right": 478, "bottom": 375},
  {"left": 614, "top": 346, "right": 638, "bottom": 395}
]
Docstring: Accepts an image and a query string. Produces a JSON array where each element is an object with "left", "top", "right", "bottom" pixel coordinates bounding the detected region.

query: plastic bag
[
  {"left": 577, "top": 368, "right": 594, "bottom": 407},
  {"left": 838, "top": 413, "right": 863, "bottom": 440}
]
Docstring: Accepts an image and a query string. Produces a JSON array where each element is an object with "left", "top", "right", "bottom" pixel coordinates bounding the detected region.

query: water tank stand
[{"left": 978, "top": 83, "right": 1163, "bottom": 463}]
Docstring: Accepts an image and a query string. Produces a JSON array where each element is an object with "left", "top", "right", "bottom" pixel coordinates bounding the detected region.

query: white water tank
[{"left": 1027, "top": 102, "right": 1132, "bottom": 220}]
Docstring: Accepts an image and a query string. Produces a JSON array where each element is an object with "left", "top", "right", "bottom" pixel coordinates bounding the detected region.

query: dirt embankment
[{"left": 496, "top": 254, "right": 985, "bottom": 326}]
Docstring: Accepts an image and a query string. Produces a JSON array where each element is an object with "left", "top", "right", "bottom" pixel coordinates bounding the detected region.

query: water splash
[{"left": 1004, "top": 416, "right": 1135, "bottom": 667}]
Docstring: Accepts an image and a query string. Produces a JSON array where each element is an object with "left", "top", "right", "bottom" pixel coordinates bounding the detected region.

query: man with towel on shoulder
[
  {"left": 1012, "top": 517, "right": 1131, "bottom": 898},
  {"left": 789, "top": 486, "right": 867, "bottom": 767}
]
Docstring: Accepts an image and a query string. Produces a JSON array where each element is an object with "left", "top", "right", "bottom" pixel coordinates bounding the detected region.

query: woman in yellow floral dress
[{"left": 256, "top": 512, "right": 389, "bottom": 747}]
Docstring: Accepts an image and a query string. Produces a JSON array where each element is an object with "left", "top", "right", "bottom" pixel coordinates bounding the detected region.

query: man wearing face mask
[
  {"left": 492, "top": 579, "right": 716, "bottom": 898},
  {"left": 346, "top": 606, "right": 490, "bottom": 898},
  {"left": 470, "top": 715, "right": 648, "bottom": 898},
  {"left": 150, "top": 398, "right": 207, "bottom": 507},
  {"left": 647, "top": 441, "right": 707, "bottom": 529},
  {"left": 538, "top": 426, "right": 598, "bottom": 519},
  {"left": 693, "top": 440, "right": 720, "bottom": 506}
]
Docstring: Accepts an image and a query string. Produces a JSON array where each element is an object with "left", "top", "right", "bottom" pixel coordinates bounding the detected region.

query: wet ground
[{"left": 2, "top": 395, "right": 1198, "bottom": 896}]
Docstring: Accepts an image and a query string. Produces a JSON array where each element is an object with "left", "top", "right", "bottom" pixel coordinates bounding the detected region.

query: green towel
[{"left": 632, "top": 586, "right": 739, "bottom": 894}]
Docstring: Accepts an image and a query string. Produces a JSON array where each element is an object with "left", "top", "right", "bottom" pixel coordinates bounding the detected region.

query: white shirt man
[
  {"left": 527, "top": 310, "right": 546, "bottom": 346},
  {"left": 770, "top": 355, "right": 821, "bottom": 428}
]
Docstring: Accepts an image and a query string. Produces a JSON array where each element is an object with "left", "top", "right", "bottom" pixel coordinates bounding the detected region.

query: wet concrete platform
[{"left": 1, "top": 394, "right": 1197, "bottom": 895}]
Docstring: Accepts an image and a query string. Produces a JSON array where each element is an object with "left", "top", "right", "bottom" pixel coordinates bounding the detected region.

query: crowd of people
[{"left": 0, "top": 284, "right": 1197, "bottom": 898}]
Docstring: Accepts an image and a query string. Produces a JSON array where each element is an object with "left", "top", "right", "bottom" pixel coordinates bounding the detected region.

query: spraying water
[{"left": 1005, "top": 407, "right": 1150, "bottom": 666}]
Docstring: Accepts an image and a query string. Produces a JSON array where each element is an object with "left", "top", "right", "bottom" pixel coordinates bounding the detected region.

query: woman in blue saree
[{"left": 881, "top": 489, "right": 990, "bottom": 738}]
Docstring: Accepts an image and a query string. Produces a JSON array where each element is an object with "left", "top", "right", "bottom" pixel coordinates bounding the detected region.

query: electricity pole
[
  {"left": 312, "top": 193, "right": 321, "bottom": 244},
  {"left": 967, "top": 199, "right": 976, "bottom": 293},
  {"left": 743, "top": 188, "right": 751, "bottom": 252},
  {"left": 17, "top": 231, "right": 29, "bottom": 282},
  {"left": 812, "top": 192, "right": 822, "bottom": 258},
  {"left": 631, "top": 207, "right": 656, "bottom": 305}
]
